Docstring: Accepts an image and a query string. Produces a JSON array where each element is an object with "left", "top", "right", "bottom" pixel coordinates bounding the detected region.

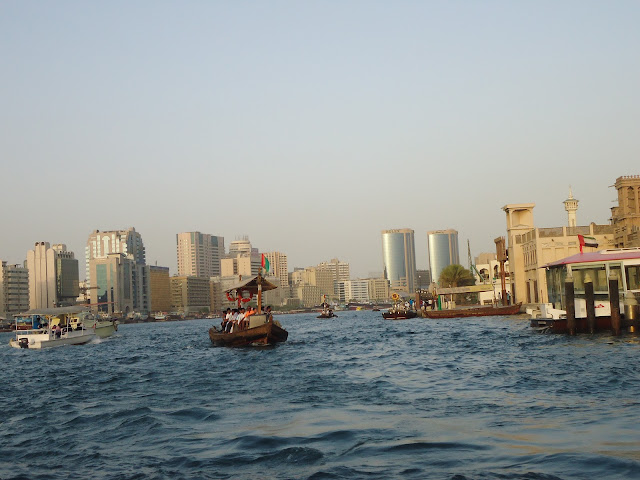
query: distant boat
[
  {"left": 423, "top": 303, "right": 522, "bottom": 319},
  {"left": 317, "top": 295, "right": 337, "bottom": 318}
]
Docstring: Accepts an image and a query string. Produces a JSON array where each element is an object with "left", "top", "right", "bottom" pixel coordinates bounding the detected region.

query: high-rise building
[
  {"left": 317, "top": 258, "right": 350, "bottom": 283},
  {"left": 149, "top": 266, "right": 171, "bottom": 313},
  {"left": 176, "top": 232, "right": 225, "bottom": 277},
  {"left": 0, "top": 261, "right": 29, "bottom": 318},
  {"left": 264, "top": 252, "right": 288, "bottom": 287},
  {"left": 228, "top": 237, "right": 253, "bottom": 256},
  {"left": 89, "top": 253, "right": 135, "bottom": 315},
  {"left": 427, "top": 229, "right": 460, "bottom": 286},
  {"left": 27, "top": 242, "right": 79, "bottom": 309},
  {"left": 86, "top": 228, "right": 149, "bottom": 313},
  {"left": 381, "top": 229, "right": 417, "bottom": 292}
]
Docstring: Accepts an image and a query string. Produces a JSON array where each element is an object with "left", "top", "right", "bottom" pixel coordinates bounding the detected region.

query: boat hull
[
  {"left": 423, "top": 303, "right": 522, "bottom": 319},
  {"left": 93, "top": 320, "right": 119, "bottom": 338},
  {"left": 9, "top": 330, "right": 96, "bottom": 349},
  {"left": 382, "top": 311, "right": 418, "bottom": 320},
  {"left": 209, "top": 321, "right": 288, "bottom": 347}
]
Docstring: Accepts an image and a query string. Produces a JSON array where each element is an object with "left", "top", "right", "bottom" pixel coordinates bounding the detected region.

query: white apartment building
[
  {"left": 264, "top": 251, "right": 289, "bottom": 287},
  {"left": 27, "top": 242, "right": 79, "bottom": 309},
  {"left": 86, "top": 228, "right": 149, "bottom": 313},
  {"left": 343, "top": 279, "right": 370, "bottom": 303},
  {"left": 176, "top": 231, "right": 225, "bottom": 277}
]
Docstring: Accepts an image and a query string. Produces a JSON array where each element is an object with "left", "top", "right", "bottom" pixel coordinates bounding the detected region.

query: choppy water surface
[{"left": 1, "top": 311, "right": 640, "bottom": 479}]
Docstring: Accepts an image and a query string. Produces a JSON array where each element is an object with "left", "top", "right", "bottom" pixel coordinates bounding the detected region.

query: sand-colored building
[
  {"left": 170, "top": 276, "right": 211, "bottom": 314},
  {"left": 0, "top": 261, "right": 29, "bottom": 318},
  {"left": 611, "top": 175, "right": 640, "bottom": 248},
  {"left": 149, "top": 266, "right": 171, "bottom": 313},
  {"left": 503, "top": 201, "right": 614, "bottom": 305}
]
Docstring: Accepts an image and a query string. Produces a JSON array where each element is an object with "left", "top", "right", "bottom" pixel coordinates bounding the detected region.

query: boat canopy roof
[
  {"left": 543, "top": 248, "right": 640, "bottom": 268},
  {"left": 225, "top": 275, "right": 278, "bottom": 294},
  {"left": 19, "top": 306, "right": 91, "bottom": 316}
]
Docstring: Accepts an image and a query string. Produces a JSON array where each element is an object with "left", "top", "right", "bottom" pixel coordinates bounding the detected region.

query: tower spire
[{"left": 563, "top": 186, "right": 579, "bottom": 228}]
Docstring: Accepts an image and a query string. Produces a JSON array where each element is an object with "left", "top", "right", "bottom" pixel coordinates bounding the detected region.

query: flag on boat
[
  {"left": 261, "top": 254, "right": 270, "bottom": 273},
  {"left": 578, "top": 234, "right": 598, "bottom": 253}
]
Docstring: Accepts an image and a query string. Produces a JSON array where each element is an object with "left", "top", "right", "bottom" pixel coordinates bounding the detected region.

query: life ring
[
  {"left": 391, "top": 293, "right": 400, "bottom": 301},
  {"left": 241, "top": 293, "right": 253, "bottom": 303},
  {"left": 226, "top": 292, "right": 237, "bottom": 302}
]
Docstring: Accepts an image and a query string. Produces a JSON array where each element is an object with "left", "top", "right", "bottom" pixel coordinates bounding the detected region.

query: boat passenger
[
  {"left": 226, "top": 309, "right": 237, "bottom": 333},
  {"left": 265, "top": 306, "right": 273, "bottom": 322},
  {"left": 55, "top": 324, "right": 62, "bottom": 338},
  {"left": 237, "top": 308, "right": 246, "bottom": 330}
]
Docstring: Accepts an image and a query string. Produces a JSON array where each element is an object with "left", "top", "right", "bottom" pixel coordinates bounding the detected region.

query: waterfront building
[
  {"left": 343, "top": 279, "right": 370, "bottom": 303},
  {"left": 317, "top": 258, "right": 350, "bottom": 283},
  {"left": 149, "top": 266, "right": 171, "bottom": 313},
  {"left": 176, "top": 232, "right": 225, "bottom": 278},
  {"left": 27, "top": 242, "right": 79, "bottom": 309},
  {"left": 503, "top": 202, "right": 614, "bottom": 305},
  {"left": 473, "top": 254, "right": 512, "bottom": 305},
  {"left": 170, "top": 276, "right": 211, "bottom": 314},
  {"left": 382, "top": 229, "right": 417, "bottom": 293},
  {"left": 291, "top": 267, "right": 335, "bottom": 298},
  {"left": 86, "top": 228, "right": 149, "bottom": 313},
  {"left": 296, "top": 284, "right": 323, "bottom": 308},
  {"left": 610, "top": 175, "right": 640, "bottom": 248},
  {"left": 89, "top": 253, "right": 135, "bottom": 315},
  {"left": 0, "top": 261, "right": 29, "bottom": 318},
  {"left": 367, "top": 277, "right": 391, "bottom": 302},
  {"left": 264, "top": 252, "right": 289, "bottom": 287},
  {"left": 427, "top": 229, "right": 459, "bottom": 287}
]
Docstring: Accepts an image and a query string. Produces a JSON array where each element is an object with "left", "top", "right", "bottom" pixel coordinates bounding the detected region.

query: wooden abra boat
[
  {"left": 423, "top": 303, "right": 522, "bottom": 319},
  {"left": 208, "top": 273, "right": 288, "bottom": 347},
  {"left": 382, "top": 310, "right": 417, "bottom": 320},
  {"left": 209, "top": 319, "right": 288, "bottom": 346}
]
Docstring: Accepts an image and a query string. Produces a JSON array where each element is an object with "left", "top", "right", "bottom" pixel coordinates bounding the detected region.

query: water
[{"left": 1, "top": 311, "right": 639, "bottom": 480}]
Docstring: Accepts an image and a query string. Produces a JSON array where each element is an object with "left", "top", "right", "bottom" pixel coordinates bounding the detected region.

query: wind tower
[{"left": 563, "top": 187, "right": 579, "bottom": 228}]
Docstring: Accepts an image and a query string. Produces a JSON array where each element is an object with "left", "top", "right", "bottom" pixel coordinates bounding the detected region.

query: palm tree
[{"left": 438, "top": 264, "right": 475, "bottom": 288}]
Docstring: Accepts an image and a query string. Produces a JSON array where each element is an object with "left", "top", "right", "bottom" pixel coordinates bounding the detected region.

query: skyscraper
[
  {"left": 27, "top": 242, "right": 79, "bottom": 309},
  {"left": 264, "top": 252, "right": 289, "bottom": 287},
  {"left": 176, "top": 232, "right": 225, "bottom": 277},
  {"left": 427, "top": 229, "right": 460, "bottom": 286},
  {"left": 86, "top": 228, "right": 149, "bottom": 313},
  {"left": 381, "top": 229, "right": 417, "bottom": 292}
]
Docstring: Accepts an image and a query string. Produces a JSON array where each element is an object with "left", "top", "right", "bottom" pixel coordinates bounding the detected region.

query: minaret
[{"left": 563, "top": 187, "right": 579, "bottom": 228}]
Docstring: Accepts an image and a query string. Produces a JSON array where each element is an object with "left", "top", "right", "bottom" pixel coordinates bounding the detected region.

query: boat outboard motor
[{"left": 18, "top": 338, "right": 29, "bottom": 349}]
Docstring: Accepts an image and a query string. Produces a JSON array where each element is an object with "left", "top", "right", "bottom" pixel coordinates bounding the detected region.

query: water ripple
[{"left": 1, "top": 313, "right": 639, "bottom": 479}]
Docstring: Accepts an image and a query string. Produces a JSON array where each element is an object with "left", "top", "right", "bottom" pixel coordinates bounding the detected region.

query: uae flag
[
  {"left": 261, "top": 254, "right": 270, "bottom": 273},
  {"left": 578, "top": 234, "right": 598, "bottom": 253}
]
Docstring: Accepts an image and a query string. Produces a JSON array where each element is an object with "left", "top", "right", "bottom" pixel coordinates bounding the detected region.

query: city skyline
[{"left": 2, "top": 2, "right": 637, "bottom": 278}]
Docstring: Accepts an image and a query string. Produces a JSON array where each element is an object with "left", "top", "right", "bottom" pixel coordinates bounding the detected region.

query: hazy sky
[{"left": 2, "top": 1, "right": 639, "bottom": 278}]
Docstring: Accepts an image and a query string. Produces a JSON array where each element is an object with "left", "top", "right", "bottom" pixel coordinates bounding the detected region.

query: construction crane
[{"left": 467, "top": 240, "right": 485, "bottom": 283}]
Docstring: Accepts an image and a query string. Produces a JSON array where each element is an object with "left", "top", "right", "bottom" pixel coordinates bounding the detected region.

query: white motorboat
[{"left": 9, "top": 307, "right": 97, "bottom": 349}]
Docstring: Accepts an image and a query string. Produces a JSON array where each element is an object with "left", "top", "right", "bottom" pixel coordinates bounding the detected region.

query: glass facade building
[
  {"left": 381, "top": 229, "right": 417, "bottom": 292},
  {"left": 428, "top": 229, "right": 460, "bottom": 286}
]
